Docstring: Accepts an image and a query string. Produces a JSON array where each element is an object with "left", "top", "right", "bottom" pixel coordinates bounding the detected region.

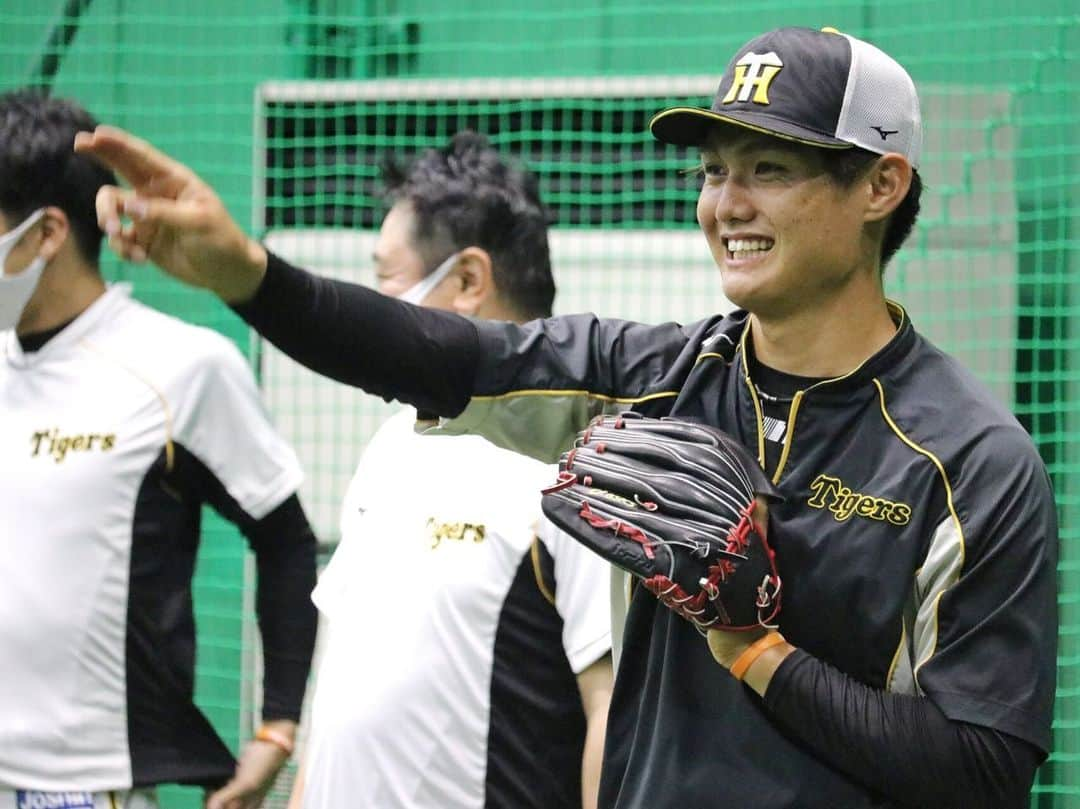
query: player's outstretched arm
[
  {"left": 74, "top": 126, "right": 483, "bottom": 418},
  {"left": 73, "top": 126, "right": 267, "bottom": 303}
]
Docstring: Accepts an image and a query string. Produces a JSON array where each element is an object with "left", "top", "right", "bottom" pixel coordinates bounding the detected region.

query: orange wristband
[
  {"left": 255, "top": 725, "right": 295, "bottom": 757},
  {"left": 728, "top": 632, "right": 787, "bottom": 682}
]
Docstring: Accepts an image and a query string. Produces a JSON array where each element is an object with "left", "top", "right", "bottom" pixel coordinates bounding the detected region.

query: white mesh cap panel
[{"left": 836, "top": 33, "right": 923, "bottom": 168}]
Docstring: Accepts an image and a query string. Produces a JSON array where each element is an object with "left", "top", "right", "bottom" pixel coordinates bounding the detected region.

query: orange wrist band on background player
[
  {"left": 255, "top": 725, "right": 295, "bottom": 756},
  {"left": 729, "top": 632, "right": 787, "bottom": 682}
]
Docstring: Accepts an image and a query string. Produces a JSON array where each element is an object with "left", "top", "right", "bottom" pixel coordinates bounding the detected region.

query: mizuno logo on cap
[{"left": 722, "top": 51, "right": 784, "bottom": 105}]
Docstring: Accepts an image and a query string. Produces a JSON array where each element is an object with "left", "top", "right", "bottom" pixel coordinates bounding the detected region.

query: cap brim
[{"left": 650, "top": 107, "right": 853, "bottom": 151}]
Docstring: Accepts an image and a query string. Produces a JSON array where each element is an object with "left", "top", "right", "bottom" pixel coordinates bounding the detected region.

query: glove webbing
[{"left": 645, "top": 501, "right": 780, "bottom": 631}]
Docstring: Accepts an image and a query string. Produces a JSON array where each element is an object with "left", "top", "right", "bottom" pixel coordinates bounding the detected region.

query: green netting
[{"left": 1, "top": 2, "right": 1077, "bottom": 807}]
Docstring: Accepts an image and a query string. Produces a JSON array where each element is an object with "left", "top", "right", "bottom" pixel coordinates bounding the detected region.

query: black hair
[
  {"left": 0, "top": 89, "right": 116, "bottom": 267},
  {"left": 819, "top": 146, "right": 922, "bottom": 269},
  {"left": 380, "top": 131, "right": 555, "bottom": 320}
]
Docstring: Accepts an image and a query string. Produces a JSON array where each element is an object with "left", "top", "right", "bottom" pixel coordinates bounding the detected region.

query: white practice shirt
[
  {"left": 304, "top": 408, "right": 611, "bottom": 809},
  {"left": 0, "top": 286, "right": 302, "bottom": 791}
]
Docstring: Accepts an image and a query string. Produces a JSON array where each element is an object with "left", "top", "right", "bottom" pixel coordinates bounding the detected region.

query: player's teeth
[
  {"left": 727, "top": 239, "right": 774, "bottom": 260},
  {"left": 727, "top": 238, "right": 773, "bottom": 252}
]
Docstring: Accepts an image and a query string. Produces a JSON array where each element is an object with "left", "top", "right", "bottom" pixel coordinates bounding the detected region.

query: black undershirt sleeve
[
  {"left": 239, "top": 493, "right": 318, "bottom": 722},
  {"left": 169, "top": 444, "right": 318, "bottom": 722},
  {"left": 763, "top": 650, "right": 1044, "bottom": 808},
  {"left": 232, "top": 250, "right": 481, "bottom": 417}
]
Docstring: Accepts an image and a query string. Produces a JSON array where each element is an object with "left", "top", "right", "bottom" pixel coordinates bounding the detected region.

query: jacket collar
[{"left": 736, "top": 300, "right": 916, "bottom": 398}]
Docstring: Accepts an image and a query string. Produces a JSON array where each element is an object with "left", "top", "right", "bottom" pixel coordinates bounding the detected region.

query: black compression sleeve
[
  {"left": 232, "top": 251, "right": 481, "bottom": 417},
  {"left": 763, "top": 650, "right": 1044, "bottom": 808},
  {"left": 242, "top": 493, "right": 318, "bottom": 722}
]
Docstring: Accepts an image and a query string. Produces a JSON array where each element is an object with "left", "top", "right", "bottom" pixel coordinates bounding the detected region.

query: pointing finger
[{"left": 74, "top": 125, "right": 198, "bottom": 194}]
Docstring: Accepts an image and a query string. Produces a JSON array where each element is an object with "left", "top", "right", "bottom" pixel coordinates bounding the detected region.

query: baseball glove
[{"left": 541, "top": 413, "right": 782, "bottom": 632}]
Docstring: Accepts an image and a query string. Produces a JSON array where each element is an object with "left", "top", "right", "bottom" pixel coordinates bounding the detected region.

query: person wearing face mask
[
  {"left": 286, "top": 132, "right": 614, "bottom": 809},
  {"left": 0, "top": 208, "right": 51, "bottom": 330},
  {"left": 0, "top": 90, "right": 319, "bottom": 809}
]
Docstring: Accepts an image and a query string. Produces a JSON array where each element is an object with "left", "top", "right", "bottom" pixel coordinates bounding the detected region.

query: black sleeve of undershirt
[
  {"left": 241, "top": 493, "right": 318, "bottom": 722},
  {"left": 763, "top": 650, "right": 1045, "bottom": 808},
  {"left": 231, "top": 250, "right": 481, "bottom": 417}
]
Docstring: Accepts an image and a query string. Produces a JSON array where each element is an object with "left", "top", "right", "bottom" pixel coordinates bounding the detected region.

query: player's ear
[
  {"left": 451, "top": 246, "right": 494, "bottom": 317},
  {"left": 863, "top": 154, "right": 912, "bottom": 224},
  {"left": 38, "top": 206, "right": 71, "bottom": 262}
]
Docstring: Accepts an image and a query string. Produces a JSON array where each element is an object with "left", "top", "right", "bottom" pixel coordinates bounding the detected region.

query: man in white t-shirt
[
  {"left": 289, "top": 132, "right": 613, "bottom": 809},
  {"left": 0, "top": 90, "right": 318, "bottom": 809}
]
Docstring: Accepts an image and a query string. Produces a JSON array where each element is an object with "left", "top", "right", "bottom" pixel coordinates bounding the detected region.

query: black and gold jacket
[{"left": 243, "top": 253, "right": 1057, "bottom": 808}]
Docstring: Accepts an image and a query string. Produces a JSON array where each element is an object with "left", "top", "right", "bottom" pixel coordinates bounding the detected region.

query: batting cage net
[{"left": 1, "top": 2, "right": 1077, "bottom": 807}]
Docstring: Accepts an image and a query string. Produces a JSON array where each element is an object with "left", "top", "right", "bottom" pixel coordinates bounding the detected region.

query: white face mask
[
  {"left": 0, "top": 208, "right": 47, "bottom": 331},
  {"left": 395, "top": 251, "right": 460, "bottom": 306}
]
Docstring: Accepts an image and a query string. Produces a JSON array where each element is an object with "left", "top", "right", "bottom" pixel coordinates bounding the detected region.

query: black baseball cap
[{"left": 650, "top": 27, "right": 922, "bottom": 168}]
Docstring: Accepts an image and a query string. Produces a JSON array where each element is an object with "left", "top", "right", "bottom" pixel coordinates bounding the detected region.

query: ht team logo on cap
[
  {"left": 721, "top": 51, "right": 783, "bottom": 105},
  {"left": 649, "top": 26, "right": 923, "bottom": 168}
]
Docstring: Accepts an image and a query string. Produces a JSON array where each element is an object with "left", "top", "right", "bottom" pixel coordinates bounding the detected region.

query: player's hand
[
  {"left": 73, "top": 126, "right": 267, "bottom": 303},
  {"left": 707, "top": 626, "right": 767, "bottom": 669},
  {"left": 203, "top": 721, "right": 296, "bottom": 809}
]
